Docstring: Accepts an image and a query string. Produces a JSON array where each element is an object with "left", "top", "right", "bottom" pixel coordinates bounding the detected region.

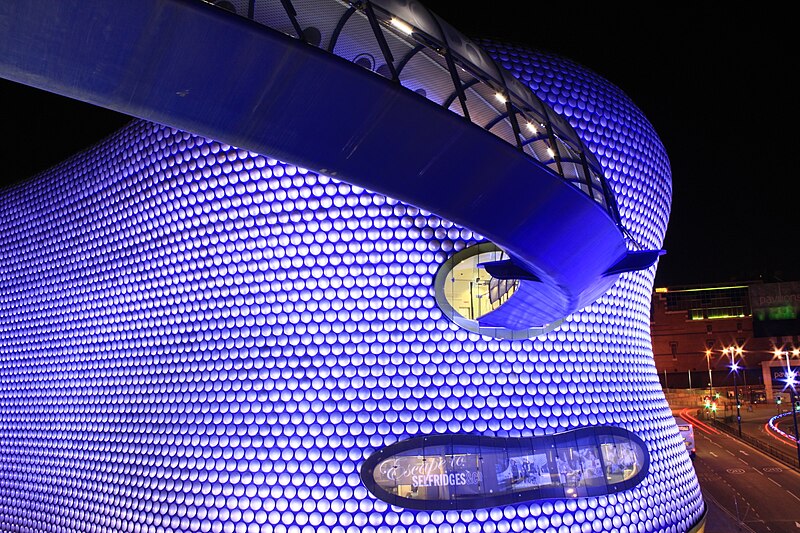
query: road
[
  {"left": 692, "top": 402, "right": 800, "bottom": 465},
  {"left": 688, "top": 414, "right": 800, "bottom": 532}
]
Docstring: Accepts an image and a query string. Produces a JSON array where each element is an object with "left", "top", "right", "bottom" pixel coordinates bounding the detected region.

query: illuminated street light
[
  {"left": 723, "top": 346, "right": 744, "bottom": 436},
  {"left": 729, "top": 359, "right": 742, "bottom": 437},
  {"left": 705, "top": 349, "right": 715, "bottom": 420}
]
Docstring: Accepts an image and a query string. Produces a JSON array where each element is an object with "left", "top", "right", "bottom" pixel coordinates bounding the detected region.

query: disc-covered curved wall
[{"left": 0, "top": 46, "right": 703, "bottom": 533}]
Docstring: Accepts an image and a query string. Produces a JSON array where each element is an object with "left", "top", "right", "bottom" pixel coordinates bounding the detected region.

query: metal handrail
[{"left": 711, "top": 418, "right": 800, "bottom": 470}]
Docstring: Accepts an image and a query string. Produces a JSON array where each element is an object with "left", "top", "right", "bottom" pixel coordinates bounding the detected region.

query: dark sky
[{"left": 1, "top": 4, "right": 795, "bottom": 287}]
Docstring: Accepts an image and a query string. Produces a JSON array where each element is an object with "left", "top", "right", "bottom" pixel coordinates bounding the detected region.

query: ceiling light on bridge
[
  {"left": 494, "top": 92, "right": 507, "bottom": 104},
  {"left": 525, "top": 122, "right": 537, "bottom": 134},
  {"left": 390, "top": 18, "right": 413, "bottom": 35}
]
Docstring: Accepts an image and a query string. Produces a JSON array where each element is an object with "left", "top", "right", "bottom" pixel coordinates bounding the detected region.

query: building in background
[{"left": 651, "top": 281, "right": 800, "bottom": 401}]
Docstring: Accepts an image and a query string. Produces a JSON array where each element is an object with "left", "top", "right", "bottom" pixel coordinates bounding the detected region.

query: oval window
[
  {"left": 361, "top": 428, "right": 649, "bottom": 510},
  {"left": 434, "top": 242, "right": 562, "bottom": 339}
]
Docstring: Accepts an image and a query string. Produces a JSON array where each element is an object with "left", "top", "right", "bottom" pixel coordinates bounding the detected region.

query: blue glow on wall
[{"left": 0, "top": 45, "right": 702, "bottom": 532}]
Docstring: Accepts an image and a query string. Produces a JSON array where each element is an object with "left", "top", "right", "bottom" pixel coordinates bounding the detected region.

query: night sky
[{"left": 0, "top": 3, "right": 795, "bottom": 287}]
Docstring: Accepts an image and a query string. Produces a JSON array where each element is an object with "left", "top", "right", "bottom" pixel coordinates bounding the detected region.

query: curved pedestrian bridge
[{"left": 0, "top": 0, "right": 661, "bottom": 329}]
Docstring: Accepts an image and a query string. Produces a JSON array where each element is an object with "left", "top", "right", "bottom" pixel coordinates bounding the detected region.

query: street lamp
[
  {"left": 775, "top": 348, "right": 800, "bottom": 467},
  {"left": 730, "top": 360, "right": 742, "bottom": 437},
  {"left": 723, "top": 346, "right": 744, "bottom": 437},
  {"left": 705, "top": 349, "right": 715, "bottom": 419}
]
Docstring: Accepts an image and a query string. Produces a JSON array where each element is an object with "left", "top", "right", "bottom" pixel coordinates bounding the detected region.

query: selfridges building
[{"left": 0, "top": 1, "right": 705, "bottom": 531}]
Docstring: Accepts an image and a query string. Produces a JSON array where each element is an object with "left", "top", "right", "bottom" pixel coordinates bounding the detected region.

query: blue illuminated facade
[{"left": 0, "top": 15, "right": 703, "bottom": 533}]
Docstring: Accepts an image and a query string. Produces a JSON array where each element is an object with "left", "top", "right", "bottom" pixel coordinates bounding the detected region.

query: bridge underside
[{"left": 0, "top": 0, "right": 630, "bottom": 326}]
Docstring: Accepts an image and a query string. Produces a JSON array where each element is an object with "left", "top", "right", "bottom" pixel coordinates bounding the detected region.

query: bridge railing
[
  {"left": 711, "top": 417, "right": 800, "bottom": 470},
  {"left": 203, "top": 0, "right": 620, "bottom": 223}
]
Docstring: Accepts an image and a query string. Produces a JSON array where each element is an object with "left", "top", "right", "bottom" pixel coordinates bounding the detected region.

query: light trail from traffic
[
  {"left": 679, "top": 407, "right": 720, "bottom": 435},
  {"left": 767, "top": 412, "right": 799, "bottom": 446}
]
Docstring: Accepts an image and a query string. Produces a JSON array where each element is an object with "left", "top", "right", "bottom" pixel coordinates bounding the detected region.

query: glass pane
[
  {"left": 373, "top": 444, "right": 494, "bottom": 502},
  {"left": 449, "top": 444, "right": 486, "bottom": 499},
  {"left": 507, "top": 449, "right": 557, "bottom": 491},
  {"left": 442, "top": 250, "right": 518, "bottom": 321},
  {"left": 575, "top": 433, "right": 606, "bottom": 490},
  {"left": 483, "top": 443, "right": 511, "bottom": 496},
  {"left": 555, "top": 442, "right": 586, "bottom": 497},
  {"left": 600, "top": 436, "right": 641, "bottom": 484}
]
